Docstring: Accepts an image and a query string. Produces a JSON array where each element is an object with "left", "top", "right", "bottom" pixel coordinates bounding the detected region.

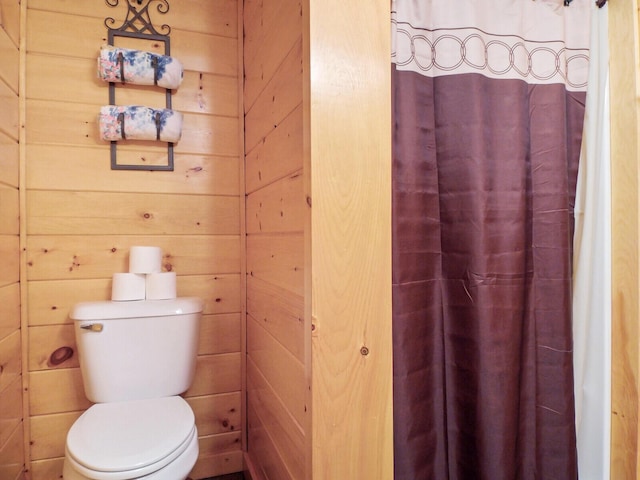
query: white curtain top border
[{"left": 391, "top": 1, "right": 591, "bottom": 92}]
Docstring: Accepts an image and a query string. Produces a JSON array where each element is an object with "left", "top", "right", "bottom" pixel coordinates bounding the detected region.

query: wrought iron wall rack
[{"left": 104, "top": 0, "right": 175, "bottom": 171}]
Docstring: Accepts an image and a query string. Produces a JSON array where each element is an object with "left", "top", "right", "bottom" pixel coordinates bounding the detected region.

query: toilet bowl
[
  {"left": 63, "top": 297, "right": 203, "bottom": 480},
  {"left": 62, "top": 395, "right": 198, "bottom": 480}
]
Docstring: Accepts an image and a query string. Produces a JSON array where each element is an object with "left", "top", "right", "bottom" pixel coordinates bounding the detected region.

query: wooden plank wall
[
  {"left": 307, "top": 0, "right": 393, "bottom": 478},
  {"left": 23, "top": 1, "right": 243, "bottom": 478},
  {"left": 0, "top": 0, "right": 23, "bottom": 479},
  {"left": 609, "top": 0, "right": 640, "bottom": 477},
  {"left": 243, "top": 0, "right": 307, "bottom": 478}
]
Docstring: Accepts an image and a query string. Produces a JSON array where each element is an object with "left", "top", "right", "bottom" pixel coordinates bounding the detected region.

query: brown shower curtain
[{"left": 391, "top": 2, "right": 591, "bottom": 479}]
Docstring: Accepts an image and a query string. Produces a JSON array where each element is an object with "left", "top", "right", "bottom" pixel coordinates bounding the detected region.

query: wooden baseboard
[{"left": 243, "top": 452, "right": 261, "bottom": 480}]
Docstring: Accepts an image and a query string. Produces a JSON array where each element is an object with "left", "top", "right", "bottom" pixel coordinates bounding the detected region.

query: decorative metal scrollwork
[{"left": 105, "top": 0, "right": 171, "bottom": 36}]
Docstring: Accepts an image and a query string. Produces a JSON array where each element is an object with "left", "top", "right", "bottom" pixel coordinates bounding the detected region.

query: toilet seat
[{"left": 65, "top": 396, "right": 196, "bottom": 480}]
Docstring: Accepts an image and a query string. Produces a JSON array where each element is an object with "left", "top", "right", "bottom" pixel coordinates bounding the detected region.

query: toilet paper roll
[
  {"left": 111, "top": 273, "right": 146, "bottom": 301},
  {"left": 145, "top": 272, "right": 177, "bottom": 300},
  {"left": 129, "top": 246, "right": 163, "bottom": 274}
]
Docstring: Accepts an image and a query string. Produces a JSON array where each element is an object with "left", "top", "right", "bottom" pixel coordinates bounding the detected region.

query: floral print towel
[
  {"left": 99, "top": 105, "right": 183, "bottom": 143},
  {"left": 98, "top": 45, "right": 184, "bottom": 90}
]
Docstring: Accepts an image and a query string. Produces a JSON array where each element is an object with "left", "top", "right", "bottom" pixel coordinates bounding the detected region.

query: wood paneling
[
  {"left": 187, "top": 392, "right": 242, "bottom": 436},
  {"left": 246, "top": 276, "right": 304, "bottom": 363},
  {"left": 244, "top": 0, "right": 303, "bottom": 111},
  {"left": 12, "top": 1, "right": 640, "bottom": 480},
  {"left": 0, "top": 283, "right": 19, "bottom": 340},
  {"left": 0, "top": 423, "right": 23, "bottom": 480},
  {"left": 27, "top": 191, "right": 240, "bottom": 235},
  {"left": 27, "top": 54, "right": 238, "bottom": 117},
  {"left": 27, "top": 0, "right": 238, "bottom": 38},
  {"left": 244, "top": 0, "right": 306, "bottom": 477},
  {"left": 0, "top": 0, "right": 21, "bottom": 475},
  {"left": 185, "top": 353, "right": 242, "bottom": 398},
  {"left": 0, "top": 0, "right": 20, "bottom": 46},
  {"left": 26, "top": 274, "right": 244, "bottom": 327},
  {"left": 23, "top": 1, "right": 243, "bottom": 478},
  {"left": 247, "top": 317, "right": 305, "bottom": 427},
  {"left": 0, "top": 331, "right": 20, "bottom": 399},
  {"left": 0, "top": 78, "right": 18, "bottom": 138},
  {"left": 29, "top": 458, "right": 64, "bottom": 480},
  {"left": 247, "top": 358, "right": 304, "bottom": 479},
  {"left": 610, "top": 0, "right": 640, "bottom": 477},
  {"left": 246, "top": 172, "right": 304, "bottom": 234},
  {"left": 0, "top": 131, "right": 18, "bottom": 188},
  {"left": 27, "top": 145, "right": 240, "bottom": 196},
  {"left": 29, "top": 411, "right": 81, "bottom": 461},
  {"left": 29, "top": 368, "right": 91, "bottom": 416},
  {"left": 307, "top": 0, "right": 393, "bottom": 478},
  {"left": 190, "top": 435, "right": 244, "bottom": 479},
  {"left": 247, "top": 402, "right": 295, "bottom": 480},
  {"left": 28, "top": 279, "right": 112, "bottom": 326},
  {"left": 26, "top": 99, "right": 240, "bottom": 156},
  {"left": 0, "top": 184, "right": 18, "bottom": 234},
  {"left": 179, "top": 274, "right": 242, "bottom": 316},
  {"left": 246, "top": 234, "right": 304, "bottom": 296},
  {"left": 244, "top": 38, "right": 303, "bottom": 152},
  {"left": 245, "top": 105, "right": 303, "bottom": 194},
  {"left": 0, "top": 20, "right": 18, "bottom": 91},
  {"left": 13, "top": 1, "right": 400, "bottom": 479},
  {"left": 26, "top": 9, "right": 238, "bottom": 76},
  {"left": 198, "top": 313, "right": 242, "bottom": 355},
  {"left": 28, "top": 324, "right": 77, "bottom": 371},
  {"left": 26, "top": 236, "right": 240, "bottom": 280},
  {"left": 0, "top": 236, "right": 19, "bottom": 287},
  {"left": 0, "top": 377, "right": 22, "bottom": 452}
]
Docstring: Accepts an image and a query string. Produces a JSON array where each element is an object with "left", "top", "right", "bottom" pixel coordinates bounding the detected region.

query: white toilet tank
[{"left": 70, "top": 297, "right": 203, "bottom": 403}]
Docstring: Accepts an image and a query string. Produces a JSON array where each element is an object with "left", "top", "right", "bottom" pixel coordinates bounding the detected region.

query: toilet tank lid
[{"left": 69, "top": 297, "right": 203, "bottom": 321}]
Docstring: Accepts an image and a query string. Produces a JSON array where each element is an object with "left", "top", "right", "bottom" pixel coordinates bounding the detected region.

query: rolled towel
[
  {"left": 97, "top": 45, "right": 184, "bottom": 90},
  {"left": 99, "top": 105, "right": 183, "bottom": 143}
]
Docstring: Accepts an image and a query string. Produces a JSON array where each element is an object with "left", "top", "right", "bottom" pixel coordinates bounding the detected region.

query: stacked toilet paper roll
[
  {"left": 111, "top": 246, "right": 177, "bottom": 301},
  {"left": 111, "top": 273, "right": 146, "bottom": 301},
  {"left": 145, "top": 272, "right": 177, "bottom": 300},
  {"left": 128, "top": 246, "right": 162, "bottom": 274}
]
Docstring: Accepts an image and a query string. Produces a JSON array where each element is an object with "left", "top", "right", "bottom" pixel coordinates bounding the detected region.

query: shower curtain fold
[
  {"left": 572, "top": 4, "right": 611, "bottom": 479},
  {"left": 391, "top": 1, "right": 593, "bottom": 478}
]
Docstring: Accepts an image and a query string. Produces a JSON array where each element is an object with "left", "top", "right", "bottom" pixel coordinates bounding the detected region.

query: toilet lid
[{"left": 66, "top": 396, "right": 195, "bottom": 474}]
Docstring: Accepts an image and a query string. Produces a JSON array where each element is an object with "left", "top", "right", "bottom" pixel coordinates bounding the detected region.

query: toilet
[{"left": 63, "top": 297, "right": 203, "bottom": 480}]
